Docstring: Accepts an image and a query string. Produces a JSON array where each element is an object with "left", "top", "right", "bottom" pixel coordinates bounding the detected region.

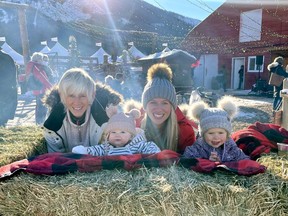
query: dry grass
[
  {"left": 0, "top": 95, "right": 288, "bottom": 216},
  {"left": 0, "top": 162, "right": 287, "bottom": 216},
  {"left": 0, "top": 126, "right": 46, "bottom": 166}
]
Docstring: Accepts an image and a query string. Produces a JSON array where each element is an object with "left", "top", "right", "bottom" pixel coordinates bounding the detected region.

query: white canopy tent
[
  {"left": 39, "top": 45, "right": 51, "bottom": 54},
  {"left": 1, "top": 42, "right": 24, "bottom": 65},
  {"left": 90, "top": 47, "right": 111, "bottom": 64},
  {"left": 128, "top": 45, "right": 146, "bottom": 59},
  {"left": 47, "top": 42, "right": 69, "bottom": 57},
  {"left": 162, "top": 47, "right": 171, "bottom": 52}
]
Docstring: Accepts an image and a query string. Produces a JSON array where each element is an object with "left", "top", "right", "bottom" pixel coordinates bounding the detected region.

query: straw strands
[{"left": 0, "top": 96, "right": 287, "bottom": 215}]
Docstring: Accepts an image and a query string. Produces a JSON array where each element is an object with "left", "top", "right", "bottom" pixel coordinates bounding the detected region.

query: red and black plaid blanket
[
  {"left": 0, "top": 150, "right": 265, "bottom": 179},
  {"left": 187, "top": 158, "right": 266, "bottom": 176},
  {"left": 232, "top": 122, "right": 288, "bottom": 159}
]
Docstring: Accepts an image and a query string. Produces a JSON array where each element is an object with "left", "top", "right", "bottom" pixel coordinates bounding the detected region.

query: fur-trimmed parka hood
[{"left": 43, "top": 82, "right": 124, "bottom": 131}]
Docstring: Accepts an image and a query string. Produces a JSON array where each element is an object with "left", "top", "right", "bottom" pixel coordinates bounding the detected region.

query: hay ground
[{"left": 0, "top": 95, "right": 287, "bottom": 216}]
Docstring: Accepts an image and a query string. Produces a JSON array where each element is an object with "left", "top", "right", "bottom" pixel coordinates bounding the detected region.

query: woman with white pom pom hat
[{"left": 141, "top": 63, "right": 196, "bottom": 153}]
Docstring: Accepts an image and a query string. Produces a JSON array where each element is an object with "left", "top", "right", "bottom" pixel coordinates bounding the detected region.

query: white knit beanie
[{"left": 142, "top": 63, "right": 177, "bottom": 109}]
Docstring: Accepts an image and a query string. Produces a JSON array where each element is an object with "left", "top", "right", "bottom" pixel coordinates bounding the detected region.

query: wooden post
[
  {"left": 18, "top": 8, "right": 30, "bottom": 66},
  {"left": 0, "top": 2, "right": 30, "bottom": 67},
  {"left": 281, "top": 78, "right": 288, "bottom": 129}
]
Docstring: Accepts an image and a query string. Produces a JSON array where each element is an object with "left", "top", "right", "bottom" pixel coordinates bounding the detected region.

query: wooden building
[
  {"left": 138, "top": 49, "right": 196, "bottom": 93},
  {"left": 181, "top": 0, "right": 288, "bottom": 90}
]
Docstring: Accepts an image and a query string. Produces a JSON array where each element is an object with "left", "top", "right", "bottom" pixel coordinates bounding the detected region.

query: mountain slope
[{"left": 0, "top": 0, "right": 200, "bottom": 56}]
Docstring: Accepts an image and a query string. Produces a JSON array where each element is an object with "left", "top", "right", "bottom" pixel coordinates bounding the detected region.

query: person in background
[
  {"left": 183, "top": 96, "right": 249, "bottom": 162},
  {"left": 42, "top": 54, "right": 57, "bottom": 84},
  {"left": 26, "top": 52, "right": 53, "bottom": 125},
  {"left": 113, "top": 73, "right": 124, "bottom": 93},
  {"left": 115, "top": 72, "right": 132, "bottom": 99},
  {"left": 237, "top": 65, "right": 244, "bottom": 90},
  {"left": 267, "top": 56, "right": 288, "bottom": 112},
  {"left": 218, "top": 65, "right": 227, "bottom": 92},
  {"left": 0, "top": 47, "right": 18, "bottom": 126},
  {"left": 104, "top": 74, "right": 115, "bottom": 87},
  {"left": 72, "top": 109, "right": 160, "bottom": 156},
  {"left": 43, "top": 68, "right": 123, "bottom": 153},
  {"left": 140, "top": 63, "right": 196, "bottom": 153}
]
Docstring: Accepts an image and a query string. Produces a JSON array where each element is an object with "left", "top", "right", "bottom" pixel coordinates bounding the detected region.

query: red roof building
[{"left": 181, "top": 0, "right": 288, "bottom": 90}]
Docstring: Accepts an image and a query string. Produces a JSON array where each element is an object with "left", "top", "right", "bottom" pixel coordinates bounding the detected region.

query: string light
[{"left": 181, "top": 2, "right": 288, "bottom": 55}]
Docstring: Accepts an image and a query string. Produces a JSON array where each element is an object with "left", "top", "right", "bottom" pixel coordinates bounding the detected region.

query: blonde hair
[
  {"left": 142, "top": 104, "right": 178, "bottom": 151},
  {"left": 58, "top": 68, "right": 96, "bottom": 106}
]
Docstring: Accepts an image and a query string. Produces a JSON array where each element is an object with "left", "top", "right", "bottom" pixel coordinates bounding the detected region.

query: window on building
[
  {"left": 248, "top": 56, "right": 264, "bottom": 72},
  {"left": 239, "top": 9, "right": 262, "bottom": 42}
]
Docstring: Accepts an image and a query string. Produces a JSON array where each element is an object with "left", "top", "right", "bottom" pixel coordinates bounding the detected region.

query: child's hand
[
  {"left": 72, "top": 145, "right": 88, "bottom": 154},
  {"left": 209, "top": 151, "right": 221, "bottom": 162}
]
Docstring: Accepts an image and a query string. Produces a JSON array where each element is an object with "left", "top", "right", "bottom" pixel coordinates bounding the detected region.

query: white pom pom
[
  {"left": 128, "top": 108, "right": 141, "bottom": 120},
  {"left": 189, "top": 100, "right": 209, "bottom": 121},
  {"left": 217, "top": 96, "right": 238, "bottom": 119},
  {"left": 122, "top": 99, "right": 142, "bottom": 113}
]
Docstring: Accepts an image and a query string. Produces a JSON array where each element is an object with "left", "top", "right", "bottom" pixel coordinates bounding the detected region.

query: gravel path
[{"left": 6, "top": 96, "right": 36, "bottom": 128}]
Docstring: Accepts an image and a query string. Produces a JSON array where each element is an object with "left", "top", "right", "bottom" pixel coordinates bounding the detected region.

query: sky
[{"left": 143, "top": 0, "right": 225, "bottom": 20}]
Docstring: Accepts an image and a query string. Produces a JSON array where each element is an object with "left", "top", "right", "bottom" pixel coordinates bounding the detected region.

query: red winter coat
[
  {"left": 175, "top": 107, "right": 196, "bottom": 153},
  {"left": 26, "top": 61, "right": 52, "bottom": 96}
]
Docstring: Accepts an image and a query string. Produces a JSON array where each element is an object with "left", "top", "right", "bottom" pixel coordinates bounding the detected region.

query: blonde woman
[
  {"left": 43, "top": 68, "right": 123, "bottom": 153},
  {"left": 140, "top": 63, "right": 196, "bottom": 153}
]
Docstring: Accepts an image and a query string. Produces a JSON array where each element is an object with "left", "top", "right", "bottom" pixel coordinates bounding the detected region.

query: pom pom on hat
[
  {"left": 142, "top": 63, "right": 177, "bottom": 109},
  {"left": 190, "top": 96, "right": 238, "bottom": 136},
  {"left": 104, "top": 108, "right": 141, "bottom": 136},
  {"left": 146, "top": 63, "right": 173, "bottom": 82}
]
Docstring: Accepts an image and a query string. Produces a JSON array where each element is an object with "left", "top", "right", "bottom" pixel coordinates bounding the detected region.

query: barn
[{"left": 181, "top": 0, "right": 288, "bottom": 91}]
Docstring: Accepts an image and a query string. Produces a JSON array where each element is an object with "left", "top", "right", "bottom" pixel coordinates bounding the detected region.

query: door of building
[{"left": 232, "top": 57, "right": 245, "bottom": 89}]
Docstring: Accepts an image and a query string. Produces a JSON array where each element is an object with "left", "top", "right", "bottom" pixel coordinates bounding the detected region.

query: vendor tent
[
  {"left": 138, "top": 49, "right": 195, "bottom": 62},
  {"left": 162, "top": 47, "right": 171, "bottom": 52},
  {"left": 39, "top": 45, "right": 51, "bottom": 54},
  {"left": 47, "top": 42, "right": 69, "bottom": 57},
  {"left": 91, "top": 47, "right": 111, "bottom": 64},
  {"left": 1, "top": 42, "right": 24, "bottom": 65},
  {"left": 128, "top": 45, "right": 146, "bottom": 59},
  {"left": 138, "top": 49, "right": 196, "bottom": 92}
]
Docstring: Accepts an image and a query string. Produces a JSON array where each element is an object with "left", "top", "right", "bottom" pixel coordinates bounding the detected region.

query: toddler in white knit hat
[
  {"left": 72, "top": 109, "right": 160, "bottom": 156},
  {"left": 183, "top": 96, "right": 249, "bottom": 163}
]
